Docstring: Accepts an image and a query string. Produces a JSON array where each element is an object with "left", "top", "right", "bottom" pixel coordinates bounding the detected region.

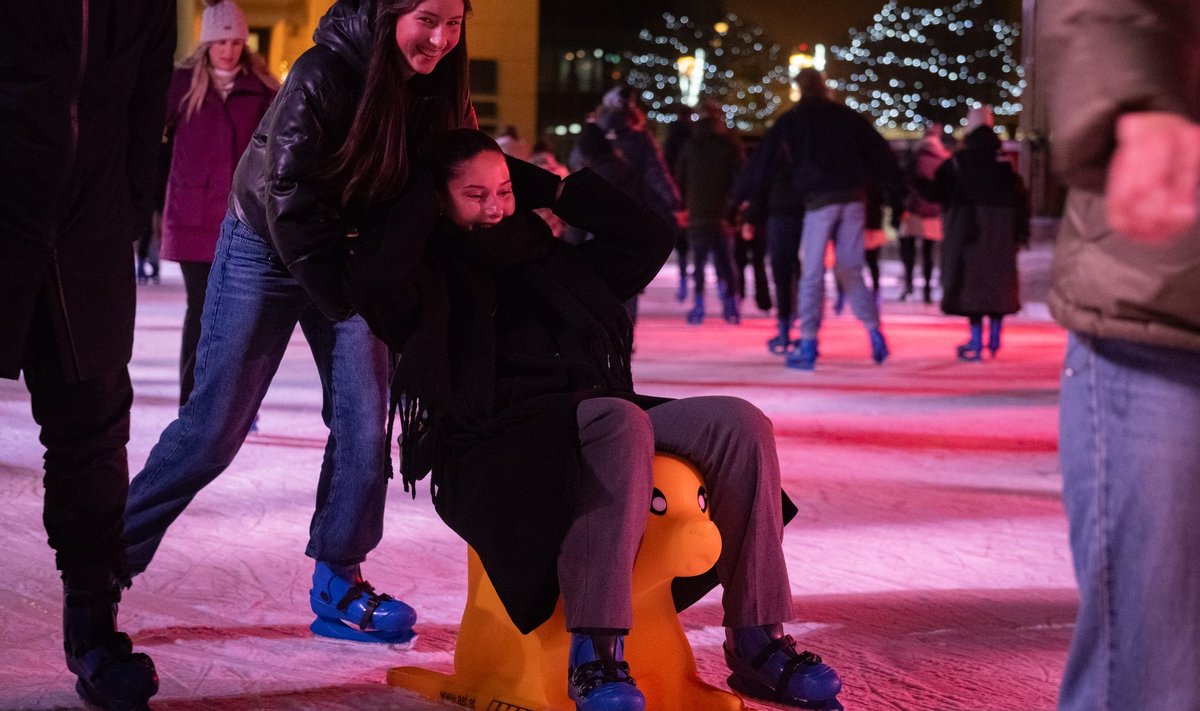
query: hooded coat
[
  {"left": 929, "top": 128, "right": 1030, "bottom": 318},
  {"left": 0, "top": 1, "right": 175, "bottom": 381}
]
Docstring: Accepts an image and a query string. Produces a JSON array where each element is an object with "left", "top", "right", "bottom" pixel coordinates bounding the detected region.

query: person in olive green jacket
[{"left": 1046, "top": 1, "right": 1200, "bottom": 710}]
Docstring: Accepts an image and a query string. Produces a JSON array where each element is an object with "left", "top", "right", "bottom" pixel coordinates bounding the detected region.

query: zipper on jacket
[{"left": 52, "top": 0, "right": 91, "bottom": 379}]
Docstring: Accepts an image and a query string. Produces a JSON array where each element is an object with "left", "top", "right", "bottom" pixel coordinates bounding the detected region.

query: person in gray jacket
[{"left": 1046, "top": 1, "right": 1200, "bottom": 709}]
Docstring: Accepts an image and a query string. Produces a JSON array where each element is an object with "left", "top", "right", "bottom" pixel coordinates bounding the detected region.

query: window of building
[{"left": 470, "top": 59, "right": 499, "bottom": 133}]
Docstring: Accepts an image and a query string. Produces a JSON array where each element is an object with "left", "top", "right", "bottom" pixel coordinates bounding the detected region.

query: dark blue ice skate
[
  {"left": 567, "top": 633, "right": 645, "bottom": 711},
  {"left": 869, "top": 327, "right": 890, "bottom": 364},
  {"left": 64, "top": 579, "right": 158, "bottom": 711},
  {"left": 767, "top": 320, "right": 793, "bottom": 355},
  {"left": 785, "top": 339, "right": 819, "bottom": 370},
  {"left": 957, "top": 322, "right": 984, "bottom": 362},
  {"left": 725, "top": 627, "right": 843, "bottom": 710},
  {"left": 309, "top": 562, "right": 416, "bottom": 643}
]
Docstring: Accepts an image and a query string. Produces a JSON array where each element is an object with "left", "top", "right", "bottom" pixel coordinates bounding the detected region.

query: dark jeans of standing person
[
  {"left": 22, "top": 296, "right": 158, "bottom": 705},
  {"left": 673, "top": 226, "right": 690, "bottom": 302},
  {"left": 733, "top": 224, "right": 772, "bottom": 312},
  {"left": 765, "top": 214, "right": 803, "bottom": 353},
  {"left": 178, "top": 261, "right": 212, "bottom": 406},
  {"left": 23, "top": 302, "right": 133, "bottom": 581},
  {"left": 898, "top": 235, "right": 935, "bottom": 302},
  {"left": 865, "top": 247, "right": 881, "bottom": 295}
]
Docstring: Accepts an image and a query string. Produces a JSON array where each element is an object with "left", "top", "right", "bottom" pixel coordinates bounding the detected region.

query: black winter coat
[
  {"left": 229, "top": 0, "right": 473, "bottom": 320},
  {"left": 930, "top": 129, "right": 1030, "bottom": 318},
  {"left": 0, "top": 1, "right": 175, "bottom": 380},
  {"left": 350, "top": 166, "right": 679, "bottom": 632},
  {"left": 675, "top": 121, "right": 746, "bottom": 229},
  {"left": 738, "top": 97, "right": 905, "bottom": 211}
]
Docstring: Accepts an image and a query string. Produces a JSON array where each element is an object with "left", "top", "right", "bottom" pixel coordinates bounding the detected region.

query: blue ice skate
[
  {"left": 309, "top": 562, "right": 416, "bottom": 644},
  {"left": 869, "top": 327, "right": 890, "bottom": 364},
  {"left": 725, "top": 626, "right": 843, "bottom": 710},
  {"left": 785, "top": 338, "right": 819, "bottom": 370},
  {"left": 567, "top": 633, "right": 645, "bottom": 711}
]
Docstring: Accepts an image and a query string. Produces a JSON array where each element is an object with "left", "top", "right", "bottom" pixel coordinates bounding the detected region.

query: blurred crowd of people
[{"left": 492, "top": 69, "right": 1030, "bottom": 369}]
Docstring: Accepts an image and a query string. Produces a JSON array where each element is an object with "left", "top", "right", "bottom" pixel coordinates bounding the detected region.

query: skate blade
[
  {"left": 726, "top": 673, "right": 844, "bottom": 711},
  {"left": 310, "top": 616, "right": 417, "bottom": 645},
  {"left": 75, "top": 679, "right": 152, "bottom": 711}
]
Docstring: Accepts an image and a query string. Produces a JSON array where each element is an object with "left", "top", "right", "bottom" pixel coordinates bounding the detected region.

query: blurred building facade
[{"left": 538, "top": 0, "right": 723, "bottom": 138}]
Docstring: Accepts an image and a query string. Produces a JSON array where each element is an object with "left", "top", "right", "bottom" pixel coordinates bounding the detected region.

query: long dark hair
[
  {"left": 420, "top": 128, "right": 502, "bottom": 189},
  {"left": 328, "top": 0, "right": 473, "bottom": 207}
]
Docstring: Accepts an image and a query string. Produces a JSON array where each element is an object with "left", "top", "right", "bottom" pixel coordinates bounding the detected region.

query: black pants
[
  {"left": 865, "top": 247, "right": 881, "bottom": 293},
  {"left": 766, "top": 216, "right": 803, "bottom": 325},
  {"left": 22, "top": 304, "right": 133, "bottom": 580},
  {"left": 178, "top": 261, "right": 212, "bottom": 406},
  {"left": 733, "top": 225, "right": 771, "bottom": 310},
  {"left": 898, "top": 236, "right": 935, "bottom": 291}
]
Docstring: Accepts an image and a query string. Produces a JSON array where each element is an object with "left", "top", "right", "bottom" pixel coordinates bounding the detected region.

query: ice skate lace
[{"left": 569, "top": 659, "right": 637, "bottom": 696}]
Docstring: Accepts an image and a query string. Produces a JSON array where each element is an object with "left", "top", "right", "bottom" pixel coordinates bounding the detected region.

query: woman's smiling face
[
  {"left": 441, "top": 150, "right": 515, "bottom": 231},
  {"left": 394, "top": 0, "right": 464, "bottom": 79}
]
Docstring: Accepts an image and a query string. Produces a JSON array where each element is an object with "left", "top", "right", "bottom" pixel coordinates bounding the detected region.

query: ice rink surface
[{"left": 0, "top": 255, "right": 1073, "bottom": 710}]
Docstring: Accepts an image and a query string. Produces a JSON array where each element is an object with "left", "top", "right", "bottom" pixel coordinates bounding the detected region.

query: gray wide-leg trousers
[{"left": 560, "top": 396, "right": 794, "bottom": 631}]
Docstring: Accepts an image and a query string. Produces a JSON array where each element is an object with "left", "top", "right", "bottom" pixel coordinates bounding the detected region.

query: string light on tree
[
  {"left": 829, "top": 0, "right": 1024, "bottom": 133},
  {"left": 625, "top": 13, "right": 791, "bottom": 132}
]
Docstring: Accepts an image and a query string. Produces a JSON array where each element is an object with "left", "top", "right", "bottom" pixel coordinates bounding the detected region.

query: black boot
[{"left": 63, "top": 568, "right": 158, "bottom": 711}]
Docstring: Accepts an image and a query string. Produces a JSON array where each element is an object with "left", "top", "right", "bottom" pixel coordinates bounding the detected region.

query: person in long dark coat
[
  {"left": 928, "top": 125, "right": 1030, "bottom": 360},
  {"left": 0, "top": 2, "right": 175, "bottom": 708},
  {"left": 348, "top": 129, "right": 845, "bottom": 711}
]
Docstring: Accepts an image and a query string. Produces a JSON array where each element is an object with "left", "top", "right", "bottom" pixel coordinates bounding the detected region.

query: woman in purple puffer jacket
[{"left": 162, "top": 0, "right": 277, "bottom": 405}]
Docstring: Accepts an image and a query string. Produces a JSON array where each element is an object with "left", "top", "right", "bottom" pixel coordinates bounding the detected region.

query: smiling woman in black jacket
[
  {"left": 122, "top": 0, "right": 476, "bottom": 645},
  {"left": 350, "top": 128, "right": 846, "bottom": 711}
]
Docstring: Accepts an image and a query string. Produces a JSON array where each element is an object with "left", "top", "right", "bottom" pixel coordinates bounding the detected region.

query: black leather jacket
[
  {"left": 229, "top": 0, "right": 371, "bottom": 320},
  {"left": 230, "top": 0, "right": 473, "bottom": 320}
]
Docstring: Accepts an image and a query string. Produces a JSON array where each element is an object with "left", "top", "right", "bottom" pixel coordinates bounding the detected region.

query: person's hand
[
  {"left": 740, "top": 222, "right": 755, "bottom": 241},
  {"left": 1107, "top": 112, "right": 1200, "bottom": 242}
]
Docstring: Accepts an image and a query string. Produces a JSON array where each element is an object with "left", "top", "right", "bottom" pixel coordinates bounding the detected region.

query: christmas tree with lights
[
  {"left": 829, "top": 0, "right": 1023, "bottom": 133},
  {"left": 624, "top": 12, "right": 791, "bottom": 132}
]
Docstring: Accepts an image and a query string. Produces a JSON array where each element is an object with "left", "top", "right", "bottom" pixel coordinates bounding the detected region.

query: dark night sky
[{"left": 725, "top": 0, "right": 1023, "bottom": 50}]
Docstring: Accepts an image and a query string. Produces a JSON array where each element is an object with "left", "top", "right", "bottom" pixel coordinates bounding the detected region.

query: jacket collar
[{"left": 313, "top": 0, "right": 373, "bottom": 75}]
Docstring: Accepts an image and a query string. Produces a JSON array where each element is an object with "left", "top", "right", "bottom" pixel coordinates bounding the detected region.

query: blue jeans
[
  {"left": 797, "top": 201, "right": 879, "bottom": 339},
  {"left": 1059, "top": 333, "right": 1200, "bottom": 711},
  {"left": 124, "top": 214, "right": 390, "bottom": 573}
]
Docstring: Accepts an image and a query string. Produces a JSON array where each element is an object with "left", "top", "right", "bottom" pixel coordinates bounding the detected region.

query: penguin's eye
[
  {"left": 697, "top": 486, "right": 709, "bottom": 513},
  {"left": 650, "top": 487, "right": 668, "bottom": 516}
]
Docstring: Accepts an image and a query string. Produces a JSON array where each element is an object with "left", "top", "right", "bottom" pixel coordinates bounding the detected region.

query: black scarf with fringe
[{"left": 390, "top": 210, "right": 634, "bottom": 499}]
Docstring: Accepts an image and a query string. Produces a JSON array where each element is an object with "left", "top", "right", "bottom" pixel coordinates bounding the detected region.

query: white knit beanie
[{"left": 200, "top": 0, "right": 248, "bottom": 44}]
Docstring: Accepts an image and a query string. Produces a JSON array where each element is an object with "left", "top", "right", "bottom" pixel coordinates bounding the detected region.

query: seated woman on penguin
[{"left": 347, "top": 128, "right": 845, "bottom": 711}]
